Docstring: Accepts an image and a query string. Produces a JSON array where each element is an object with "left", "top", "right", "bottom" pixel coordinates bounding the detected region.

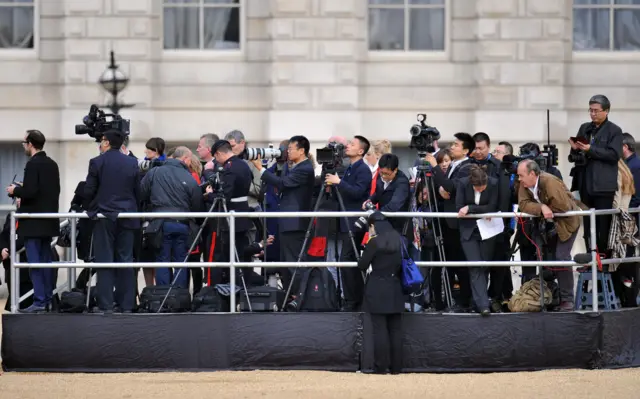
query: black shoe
[
  {"left": 490, "top": 300, "right": 503, "bottom": 313},
  {"left": 480, "top": 308, "right": 491, "bottom": 317},
  {"left": 19, "top": 304, "right": 46, "bottom": 313}
]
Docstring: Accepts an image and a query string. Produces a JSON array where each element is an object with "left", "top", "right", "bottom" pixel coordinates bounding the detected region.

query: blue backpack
[{"left": 400, "top": 239, "right": 423, "bottom": 295}]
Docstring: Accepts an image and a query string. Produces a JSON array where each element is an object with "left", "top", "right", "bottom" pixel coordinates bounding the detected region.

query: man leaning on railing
[{"left": 517, "top": 160, "right": 582, "bottom": 312}]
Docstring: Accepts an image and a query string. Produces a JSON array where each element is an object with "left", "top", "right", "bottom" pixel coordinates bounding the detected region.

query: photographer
[
  {"left": 224, "top": 130, "right": 263, "bottom": 211},
  {"left": 206, "top": 140, "right": 254, "bottom": 285},
  {"left": 138, "top": 137, "right": 166, "bottom": 172},
  {"left": 252, "top": 136, "right": 316, "bottom": 293},
  {"left": 517, "top": 160, "right": 580, "bottom": 311},
  {"left": 6, "top": 130, "right": 60, "bottom": 313},
  {"left": 569, "top": 95, "right": 623, "bottom": 253},
  {"left": 325, "top": 135, "right": 372, "bottom": 311},
  {"left": 140, "top": 147, "right": 204, "bottom": 289},
  {"left": 84, "top": 130, "right": 140, "bottom": 313},
  {"left": 364, "top": 154, "right": 410, "bottom": 236}
]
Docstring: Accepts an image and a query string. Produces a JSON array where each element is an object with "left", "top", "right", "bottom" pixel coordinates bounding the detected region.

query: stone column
[{"left": 267, "top": 0, "right": 365, "bottom": 144}]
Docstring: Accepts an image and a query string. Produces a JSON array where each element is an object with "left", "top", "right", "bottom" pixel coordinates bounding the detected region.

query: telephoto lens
[{"left": 354, "top": 201, "right": 377, "bottom": 230}]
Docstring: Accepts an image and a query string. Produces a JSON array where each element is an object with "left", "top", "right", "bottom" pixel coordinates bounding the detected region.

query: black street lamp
[{"left": 99, "top": 51, "right": 134, "bottom": 114}]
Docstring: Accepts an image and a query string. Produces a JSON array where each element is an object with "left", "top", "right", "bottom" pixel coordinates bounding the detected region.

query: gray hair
[
  {"left": 522, "top": 159, "right": 541, "bottom": 176},
  {"left": 623, "top": 133, "right": 636, "bottom": 153},
  {"left": 172, "top": 146, "right": 192, "bottom": 159},
  {"left": 224, "top": 130, "right": 245, "bottom": 143},
  {"left": 200, "top": 133, "right": 218, "bottom": 149}
]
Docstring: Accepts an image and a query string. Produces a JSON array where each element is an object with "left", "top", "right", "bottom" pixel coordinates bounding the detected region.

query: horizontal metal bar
[
  {"left": 12, "top": 209, "right": 608, "bottom": 220},
  {"left": 16, "top": 219, "right": 68, "bottom": 255},
  {"left": 19, "top": 282, "right": 68, "bottom": 304}
]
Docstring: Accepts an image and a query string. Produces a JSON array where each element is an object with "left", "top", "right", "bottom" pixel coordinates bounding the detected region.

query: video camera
[
  {"left": 75, "top": 104, "right": 130, "bottom": 143},
  {"left": 239, "top": 144, "right": 287, "bottom": 163},
  {"left": 409, "top": 113, "right": 441, "bottom": 156},
  {"left": 316, "top": 141, "right": 346, "bottom": 172},
  {"left": 199, "top": 165, "right": 225, "bottom": 194}
]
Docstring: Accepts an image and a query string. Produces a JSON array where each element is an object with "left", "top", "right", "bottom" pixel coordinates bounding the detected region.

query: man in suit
[
  {"left": 84, "top": 130, "right": 141, "bottom": 313},
  {"left": 365, "top": 154, "right": 410, "bottom": 235},
  {"left": 251, "top": 135, "right": 316, "bottom": 294},
  {"left": 424, "top": 132, "right": 476, "bottom": 310},
  {"left": 518, "top": 160, "right": 581, "bottom": 311},
  {"left": 6, "top": 130, "right": 60, "bottom": 313},
  {"left": 325, "top": 135, "right": 372, "bottom": 310},
  {"left": 569, "top": 94, "right": 623, "bottom": 254},
  {"left": 204, "top": 140, "right": 253, "bottom": 285}
]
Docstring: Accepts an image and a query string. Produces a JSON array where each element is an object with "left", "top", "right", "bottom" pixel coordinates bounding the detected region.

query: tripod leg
[
  {"left": 332, "top": 186, "right": 365, "bottom": 284},
  {"left": 220, "top": 200, "right": 252, "bottom": 312},
  {"left": 157, "top": 197, "right": 221, "bottom": 313},
  {"left": 281, "top": 181, "right": 328, "bottom": 311}
]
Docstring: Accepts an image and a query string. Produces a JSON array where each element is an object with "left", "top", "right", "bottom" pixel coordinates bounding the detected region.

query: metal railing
[{"left": 9, "top": 208, "right": 630, "bottom": 313}]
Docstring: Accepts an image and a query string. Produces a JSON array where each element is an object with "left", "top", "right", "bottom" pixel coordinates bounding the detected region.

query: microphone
[{"left": 573, "top": 253, "right": 592, "bottom": 264}]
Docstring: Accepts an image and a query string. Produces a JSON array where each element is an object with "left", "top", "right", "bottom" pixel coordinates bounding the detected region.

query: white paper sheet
[{"left": 476, "top": 217, "right": 504, "bottom": 240}]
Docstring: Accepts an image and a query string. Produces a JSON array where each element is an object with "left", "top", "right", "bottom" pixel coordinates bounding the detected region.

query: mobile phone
[{"left": 570, "top": 136, "right": 589, "bottom": 145}]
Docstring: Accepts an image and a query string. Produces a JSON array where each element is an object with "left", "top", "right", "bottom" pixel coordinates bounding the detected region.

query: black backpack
[{"left": 297, "top": 267, "right": 340, "bottom": 312}]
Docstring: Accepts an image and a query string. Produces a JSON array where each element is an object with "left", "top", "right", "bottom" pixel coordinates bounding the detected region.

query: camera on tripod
[
  {"left": 409, "top": 113, "right": 440, "bottom": 155},
  {"left": 316, "top": 141, "right": 346, "bottom": 172},
  {"left": 501, "top": 150, "right": 548, "bottom": 175},
  {"left": 75, "top": 104, "right": 130, "bottom": 143},
  {"left": 199, "top": 166, "right": 225, "bottom": 193},
  {"left": 240, "top": 143, "right": 287, "bottom": 162}
]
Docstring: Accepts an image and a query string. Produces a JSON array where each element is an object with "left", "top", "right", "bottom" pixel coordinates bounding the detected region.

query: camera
[
  {"left": 199, "top": 165, "right": 225, "bottom": 193},
  {"left": 75, "top": 104, "right": 130, "bottom": 143},
  {"left": 354, "top": 200, "right": 376, "bottom": 230},
  {"left": 409, "top": 113, "right": 441, "bottom": 155},
  {"left": 240, "top": 144, "right": 286, "bottom": 162},
  {"left": 501, "top": 151, "right": 548, "bottom": 176},
  {"left": 568, "top": 150, "right": 587, "bottom": 166},
  {"left": 137, "top": 158, "right": 165, "bottom": 172},
  {"left": 316, "top": 141, "right": 346, "bottom": 172}
]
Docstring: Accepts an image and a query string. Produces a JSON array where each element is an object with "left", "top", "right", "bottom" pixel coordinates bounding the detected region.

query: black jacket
[
  {"left": 357, "top": 230, "right": 405, "bottom": 314},
  {"left": 626, "top": 153, "right": 640, "bottom": 208},
  {"left": 455, "top": 176, "right": 499, "bottom": 241},
  {"left": 369, "top": 170, "right": 410, "bottom": 233},
  {"left": 337, "top": 158, "right": 372, "bottom": 232},
  {"left": 569, "top": 119, "right": 623, "bottom": 195},
  {"left": 261, "top": 158, "right": 315, "bottom": 233},
  {"left": 13, "top": 151, "right": 60, "bottom": 238},
  {"left": 203, "top": 155, "right": 253, "bottom": 232},
  {"left": 141, "top": 158, "right": 203, "bottom": 216},
  {"left": 433, "top": 158, "right": 473, "bottom": 229},
  {"left": 84, "top": 149, "right": 141, "bottom": 230}
]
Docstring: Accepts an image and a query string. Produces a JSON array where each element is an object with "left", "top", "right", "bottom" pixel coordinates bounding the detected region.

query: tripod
[
  {"left": 414, "top": 159, "right": 454, "bottom": 310},
  {"left": 157, "top": 184, "right": 252, "bottom": 313},
  {"left": 281, "top": 167, "right": 364, "bottom": 310}
]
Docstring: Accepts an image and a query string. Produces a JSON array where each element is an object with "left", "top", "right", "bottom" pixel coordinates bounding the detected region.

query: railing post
[
  {"left": 589, "top": 209, "right": 598, "bottom": 312},
  {"left": 68, "top": 212, "right": 77, "bottom": 289},
  {"left": 10, "top": 212, "right": 17, "bottom": 313},
  {"left": 229, "top": 211, "right": 236, "bottom": 313}
]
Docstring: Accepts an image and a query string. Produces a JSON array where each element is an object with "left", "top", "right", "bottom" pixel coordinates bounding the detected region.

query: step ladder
[{"left": 575, "top": 271, "right": 621, "bottom": 311}]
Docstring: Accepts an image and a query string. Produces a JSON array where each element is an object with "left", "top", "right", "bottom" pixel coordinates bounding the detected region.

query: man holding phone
[{"left": 568, "top": 94, "right": 623, "bottom": 254}]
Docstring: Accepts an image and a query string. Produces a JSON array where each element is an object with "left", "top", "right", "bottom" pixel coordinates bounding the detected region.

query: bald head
[
  {"left": 517, "top": 159, "right": 540, "bottom": 189},
  {"left": 172, "top": 146, "right": 193, "bottom": 167}
]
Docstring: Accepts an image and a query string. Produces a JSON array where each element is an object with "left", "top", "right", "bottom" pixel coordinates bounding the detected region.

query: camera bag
[
  {"left": 239, "top": 286, "right": 285, "bottom": 312},
  {"left": 296, "top": 267, "right": 340, "bottom": 312},
  {"left": 138, "top": 285, "right": 191, "bottom": 313},
  {"left": 192, "top": 284, "right": 240, "bottom": 312}
]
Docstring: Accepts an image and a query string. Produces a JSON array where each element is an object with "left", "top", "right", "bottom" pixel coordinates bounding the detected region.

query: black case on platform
[
  {"left": 239, "top": 286, "right": 285, "bottom": 312},
  {"left": 138, "top": 286, "right": 191, "bottom": 313}
]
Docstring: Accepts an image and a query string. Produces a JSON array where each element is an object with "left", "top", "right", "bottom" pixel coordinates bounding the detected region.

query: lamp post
[{"left": 99, "top": 51, "right": 134, "bottom": 114}]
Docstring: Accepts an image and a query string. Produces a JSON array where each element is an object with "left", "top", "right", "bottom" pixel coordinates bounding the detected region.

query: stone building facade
[{"left": 0, "top": 0, "right": 638, "bottom": 209}]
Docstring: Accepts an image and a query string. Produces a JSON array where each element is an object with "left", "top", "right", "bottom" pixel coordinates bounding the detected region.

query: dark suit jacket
[
  {"left": 433, "top": 158, "right": 473, "bottom": 229},
  {"left": 261, "top": 158, "right": 315, "bottom": 233},
  {"left": 337, "top": 158, "right": 372, "bottom": 232},
  {"left": 357, "top": 231, "right": 405, "bottom": 314},
  {"left": 84, "top": 149, "right": 141, "bottom": 230},
  {"left": 626, "top": 153, "right": 640, "bottom": 208},
  {"left": 570, "top": 119, "right": 623, "bottom": 195},
  {"left": 369, "top": 170, "right": 410, "bottom": 233},
  {"left": 13, "top": 151, "right": 60, "bottom": 238},
  {"left": 455, "top": 176, "right": 499, "bottom": 241}
]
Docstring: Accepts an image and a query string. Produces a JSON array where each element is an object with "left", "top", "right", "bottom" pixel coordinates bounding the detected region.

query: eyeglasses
[
  {"left": 589, "top": 109, "right": 604, "bottom": 114},
  {"left": 492, "top": 149, "right": 505, "bottom": 155}
]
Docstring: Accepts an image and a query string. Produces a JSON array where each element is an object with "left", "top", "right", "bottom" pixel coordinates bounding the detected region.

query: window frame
[
  {"left": 161, "top": 0, "right": 245, "bottom": 60},
  {"left": 0, "top": 0, "right": 38, "bottom": 59},
  {"left": 366, "top": 0, "right": 450, "bottom": 61},
  {"left": 572, "top": 0, "right": 640, "bottom": 60}
]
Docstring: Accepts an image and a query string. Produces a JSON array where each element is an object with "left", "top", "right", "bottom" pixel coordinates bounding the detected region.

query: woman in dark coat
[
  {"left": 0, "top": 201, "right": 34, "bottom": 311},
  {"left": 357, "top": 211, "right": 404, "bottom": 374}
]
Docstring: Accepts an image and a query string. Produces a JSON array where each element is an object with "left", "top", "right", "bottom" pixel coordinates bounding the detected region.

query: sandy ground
[{"left": 1, "top": 296, "right": 640, "bottom": 399}]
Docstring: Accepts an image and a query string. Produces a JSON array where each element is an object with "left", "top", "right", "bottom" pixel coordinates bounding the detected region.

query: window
[
  {"left": 573, "top": 0, "right": 640, "bottom": 51},
  {"left": 0, "top": 0, "right": 34, "bottom": 49},
  {"left": 163, "top": 0, "right": 240, "bottom": 50},
  {"left": 368, "top": 0, "right": 446, "bottom": 52}
]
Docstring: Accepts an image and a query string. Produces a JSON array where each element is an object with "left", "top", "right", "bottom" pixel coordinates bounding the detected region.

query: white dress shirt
[
  {"left": 448, "top": 157, "right": 468, "bottom": 178},
  {"left": 474, "top": 190, "right": 481, "bottom": 205},
  {"left": 528, "top": 177, "right": 541, "bottom": 203}
]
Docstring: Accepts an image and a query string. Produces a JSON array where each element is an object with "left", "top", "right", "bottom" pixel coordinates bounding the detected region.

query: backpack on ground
[
  {"left": 296, "top": 267, "right": 340, "bottom": 312},
  {"left": 138, "top": 285, "right": 191, "bottom": 313},
  {"left": 508, "top": 278, "right": 553, "bottom": 312},
  {"left": 192, "top": 284, "right": 240, "bottom": 312}
]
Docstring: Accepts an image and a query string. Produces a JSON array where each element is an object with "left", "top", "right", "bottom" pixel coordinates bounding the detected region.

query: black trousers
[
  {"left": 461, "top": 232, "right": 496, "bottom": 311},
  {"left": 93, "top": 219, "right": 136, "bottom": 312},
  {"left": 370, "top": 313, "right": 403, "bottom": 373},
  {"left": 188, "top": 253, "right": 203, "bottom": 295},
  {"left": 580, "top": 191, "right": 614, "bottom": 254},
  {"left": 279, "top": 230, "right": 305, "bottom": 295},
  {"left": 487, "top": 232, "right": 509, "bottom": 301},
  {"left": 208, "top": 231, "right": 250, "bottom": 286},
  {"left": 340, "top": 231, "right": 365, "bottom": 310}
]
